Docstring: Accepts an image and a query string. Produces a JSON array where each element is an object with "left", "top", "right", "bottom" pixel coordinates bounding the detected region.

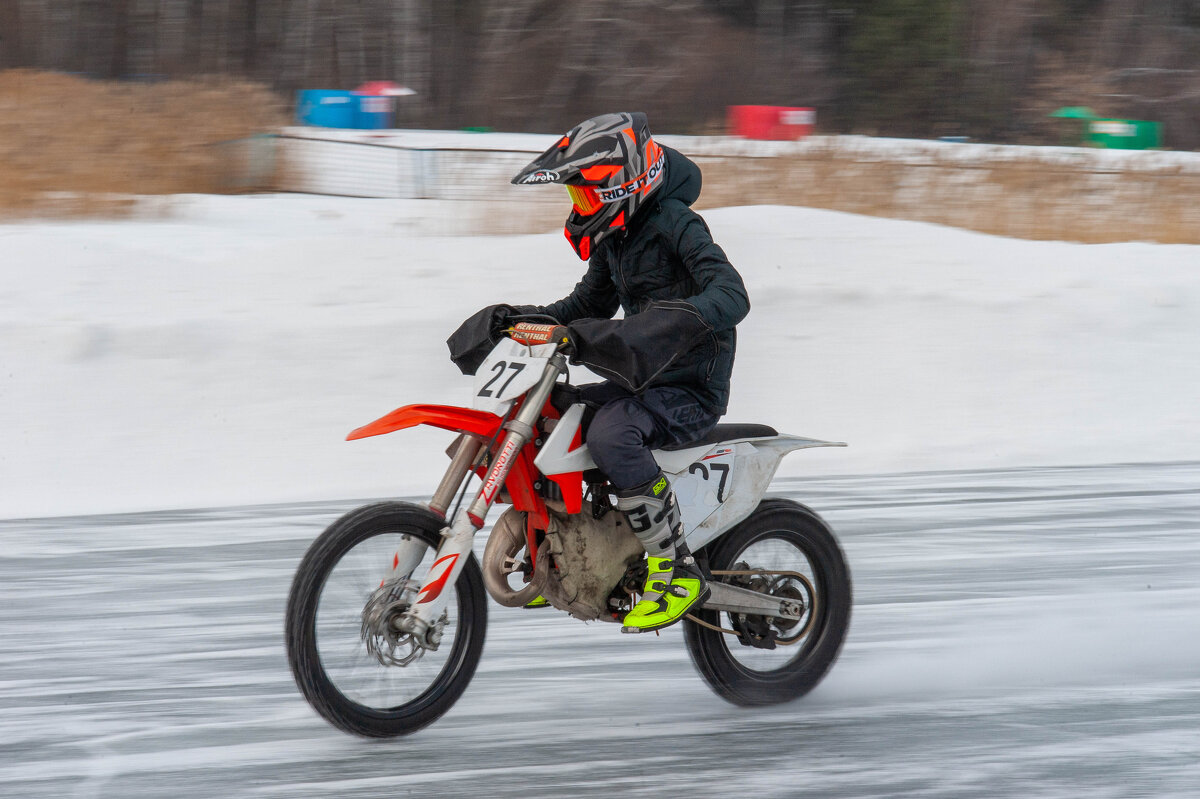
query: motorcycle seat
[{"left": 660, "top": 423, "right": 778, "bottom": 451}]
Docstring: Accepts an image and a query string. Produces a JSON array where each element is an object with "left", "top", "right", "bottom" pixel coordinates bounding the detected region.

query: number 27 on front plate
[{"left": 471, "top": 339, "right": 556, "bottom": 413}]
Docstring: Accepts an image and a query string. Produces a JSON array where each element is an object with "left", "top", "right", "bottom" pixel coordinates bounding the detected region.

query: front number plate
[{"left": 472, "top": 339, "right": 556, "bottom": 414}]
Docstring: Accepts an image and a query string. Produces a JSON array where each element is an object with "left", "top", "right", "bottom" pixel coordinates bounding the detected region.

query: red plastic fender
[
  {"left": 346, "top": 401, "right": 553, "bottom": 529},
  {"left": 347, "top": 404, "right": 503, "bottom": 441}
]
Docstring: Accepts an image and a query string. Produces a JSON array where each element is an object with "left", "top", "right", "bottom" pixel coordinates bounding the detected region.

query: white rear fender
[
  {"left": 668, "top": 435, "right": 845, "bottom": 551},
  {"left": 746, "top": 434, "right": 849, "bottom": 461}
]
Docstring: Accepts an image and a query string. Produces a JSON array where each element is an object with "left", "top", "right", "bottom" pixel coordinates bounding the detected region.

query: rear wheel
[
  {"left": 285, "top": 502, "right": 487, "bottom": 737},
  {"left": 684, "top": 498, "right": 851, "bottom": 706}
]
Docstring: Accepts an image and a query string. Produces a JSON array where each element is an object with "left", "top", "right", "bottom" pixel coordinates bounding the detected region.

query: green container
[{"left": 1086, "top": 119, "right": 1162, "bottom": 150}]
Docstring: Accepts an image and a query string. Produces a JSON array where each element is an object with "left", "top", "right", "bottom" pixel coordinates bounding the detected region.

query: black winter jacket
[{"left": 535, "top": 146, "right": 749, "bottom": 415}]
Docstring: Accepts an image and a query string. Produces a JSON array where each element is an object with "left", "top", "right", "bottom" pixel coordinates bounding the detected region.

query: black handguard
[
  {"left": 564, "top": 300, "right": 712, "bottom": 393},
  {"left": 447, "top": 303, "right": 546, "bottom": 375}
]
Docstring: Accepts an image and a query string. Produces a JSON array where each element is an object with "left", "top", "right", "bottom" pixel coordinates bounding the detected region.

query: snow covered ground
[{"left": 2, "top": 193, "right": 1198, "bottom": 518}]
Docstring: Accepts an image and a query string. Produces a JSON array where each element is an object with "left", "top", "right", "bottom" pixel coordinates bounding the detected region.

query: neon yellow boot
[
  {"left": 614, "top": 472, "right": 709, "bottom": 633},
  {"left": 621, "top": 554, "right": 709, "bottom": 632}
]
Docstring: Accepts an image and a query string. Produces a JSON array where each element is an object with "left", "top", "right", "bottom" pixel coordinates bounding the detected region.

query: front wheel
[
  {"left": 684, "top": 498, "right": 851, "bottom": 706},
  {"left": 285, "top": 502, "right": 487, "bottom": 737}
]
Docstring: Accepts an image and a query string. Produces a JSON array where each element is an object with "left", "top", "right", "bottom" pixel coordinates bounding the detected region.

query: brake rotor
[{"left": 360, "top": 578, "right": 443, "bottom": 667}]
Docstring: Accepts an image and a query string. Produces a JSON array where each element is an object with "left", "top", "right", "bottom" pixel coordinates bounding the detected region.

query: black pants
[{"left": 578, "top": 382, "right": 719, "bottom": 491}]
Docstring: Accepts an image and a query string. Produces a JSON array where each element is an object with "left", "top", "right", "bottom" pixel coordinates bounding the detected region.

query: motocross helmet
[{"left": 511, "top": 112, "right": 666, "bottom": 260}]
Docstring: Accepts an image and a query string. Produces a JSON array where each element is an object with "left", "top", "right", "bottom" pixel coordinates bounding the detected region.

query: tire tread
[
  {"left": 285, "top": 502, "right": 487, "bottom": 737},
  {"left": 684, "top": 497, "right": 851, "bottom": 706}
]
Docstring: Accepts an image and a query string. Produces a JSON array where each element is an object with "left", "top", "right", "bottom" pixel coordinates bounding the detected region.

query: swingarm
[{"left": 702, "top": 572, "right": 808, "bottom": 620}]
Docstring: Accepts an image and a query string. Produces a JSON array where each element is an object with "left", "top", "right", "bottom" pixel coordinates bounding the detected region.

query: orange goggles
[{"left": 566, "top": 184, "right": 603, "bottom": 216}]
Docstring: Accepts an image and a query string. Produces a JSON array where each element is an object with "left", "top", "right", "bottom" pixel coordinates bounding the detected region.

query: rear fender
[{"left": 675, "top": 435, "right": 846, "bottom": 551}]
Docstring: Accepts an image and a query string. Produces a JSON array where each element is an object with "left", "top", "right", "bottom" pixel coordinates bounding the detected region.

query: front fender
[
  {"left": 346, "top": 402, "right": 555, "bottom": 531},
  {"left": 347, "top": 404, "right": 503, "bottom": 441}
]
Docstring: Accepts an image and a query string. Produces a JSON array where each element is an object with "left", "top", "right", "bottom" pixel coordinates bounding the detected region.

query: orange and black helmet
[{"left": 512, "top": 112, "right": 666, "bottom": 260}]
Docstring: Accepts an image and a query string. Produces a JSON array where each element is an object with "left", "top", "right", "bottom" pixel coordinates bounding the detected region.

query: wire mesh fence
[{"left": 275, "top": 134, "right": 547, "bottom": 201}]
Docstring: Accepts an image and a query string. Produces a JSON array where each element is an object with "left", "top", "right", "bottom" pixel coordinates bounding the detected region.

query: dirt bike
[{"left": 285, "top": 328, "right": 852, "bottom": 738}]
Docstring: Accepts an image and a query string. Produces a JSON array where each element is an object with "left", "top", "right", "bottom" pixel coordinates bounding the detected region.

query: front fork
[{"left": 395, "top": 352, "right": 567, "bottom": 648}]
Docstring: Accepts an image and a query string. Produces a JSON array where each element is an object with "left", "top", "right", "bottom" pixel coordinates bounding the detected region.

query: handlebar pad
[{"left": 509, "top": 322, "right": 569, "bottom": 347}]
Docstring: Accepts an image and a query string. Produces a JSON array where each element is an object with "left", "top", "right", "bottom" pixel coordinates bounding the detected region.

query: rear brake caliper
[
  {"left": 732, "top": 614, "right": 779, "bottom": 650},
  {"left": 724, "top": 562, "right": 809, "bottom": 649},
  {"left": 725, "top": 562, "right": 778, "bottom": 649}
]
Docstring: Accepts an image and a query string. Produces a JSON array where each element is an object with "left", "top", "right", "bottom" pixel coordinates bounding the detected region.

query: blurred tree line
[{"left": 1, "top": 0, "right": 1198, "bottom": 147}]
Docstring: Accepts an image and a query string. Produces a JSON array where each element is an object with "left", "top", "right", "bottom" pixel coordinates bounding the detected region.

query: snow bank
[{"left": 2, "top": 194, "right": 1197, "bottom": 518}]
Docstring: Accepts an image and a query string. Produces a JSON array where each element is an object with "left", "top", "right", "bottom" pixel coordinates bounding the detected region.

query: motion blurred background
[
  {"left": 4, "top": 1, "right": 1200, "bottom": 140},
  {"left": 2, "top": 0, "right": 1200, "bottom": 240}
]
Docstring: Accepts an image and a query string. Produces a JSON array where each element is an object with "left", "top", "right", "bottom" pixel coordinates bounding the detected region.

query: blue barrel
[
  {"left": 354, "top": 94, "right": 394, "bottom": 129},
  {"left": 295, "top": 90, "right": 357, "bottom": 128}
]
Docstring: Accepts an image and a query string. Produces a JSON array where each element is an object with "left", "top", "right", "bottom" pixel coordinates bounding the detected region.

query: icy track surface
[{"left": 2, "top": 462, "right": 1197, "bottom": 799}]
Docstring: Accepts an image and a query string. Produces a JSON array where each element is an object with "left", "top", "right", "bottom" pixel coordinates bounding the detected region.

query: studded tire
[
  {"left": 684, "top": 498, "right": 851, "bottom": 706},
  {"left": 285, "top": 501, "right": 487, "bottom": 737}
]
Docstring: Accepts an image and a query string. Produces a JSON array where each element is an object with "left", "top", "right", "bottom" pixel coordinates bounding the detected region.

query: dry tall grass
[
  {"left": 443, "top": 137, "right": 1200, "bottom": 243},
  {"left": 0, "top": 70, "right": 286, "bottom": 217},
  {"left": 694, "top": 144, "right": 1200, "bottom": 244}
]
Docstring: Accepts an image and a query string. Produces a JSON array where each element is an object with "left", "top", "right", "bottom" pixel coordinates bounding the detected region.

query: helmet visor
[{"left": 566, "top": 184, "right": 603, "bottom": 216}]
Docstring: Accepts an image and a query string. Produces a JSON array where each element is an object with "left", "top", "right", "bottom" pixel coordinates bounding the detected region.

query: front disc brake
[{"left": 361, "top": 578, "right": 445, "bottom": 666}]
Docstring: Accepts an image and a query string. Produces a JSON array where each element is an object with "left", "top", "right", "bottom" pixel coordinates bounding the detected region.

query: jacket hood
[{"left": 658, "top": 145, "right": 702, "bottom": 207}]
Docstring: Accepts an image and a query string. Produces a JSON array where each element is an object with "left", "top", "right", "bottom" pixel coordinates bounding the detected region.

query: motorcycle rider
[{"left": 459, "top": 112, "right": 749, "bottom": 633}]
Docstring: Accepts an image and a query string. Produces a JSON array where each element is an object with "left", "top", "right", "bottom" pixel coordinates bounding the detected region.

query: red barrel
[{"left": 727, "top": 106, "right": 815, "bottom": 140}]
